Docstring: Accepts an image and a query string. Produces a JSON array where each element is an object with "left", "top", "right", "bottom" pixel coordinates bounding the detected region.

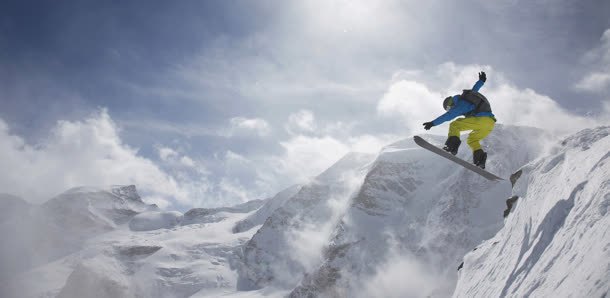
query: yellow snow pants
[{"left": 448, "top": 116, "right": 495, "bottom": 151}]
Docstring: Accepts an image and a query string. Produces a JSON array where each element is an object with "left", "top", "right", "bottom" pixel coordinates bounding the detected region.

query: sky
[{"left": 1, "top": 0, "right": 609, "bottom": 210}]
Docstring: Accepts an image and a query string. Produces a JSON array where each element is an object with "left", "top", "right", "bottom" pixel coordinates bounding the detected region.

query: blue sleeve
[
  {"left": 431, "top": 97, "right": 475, "bottom": 126},
  {"left": 472, "top": 79, "right": 484, "bottom": 92}
]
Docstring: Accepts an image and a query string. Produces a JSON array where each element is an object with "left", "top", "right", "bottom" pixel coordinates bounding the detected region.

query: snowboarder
[{"left": 422, "top": 71, "right": 496, "bottom": 169}]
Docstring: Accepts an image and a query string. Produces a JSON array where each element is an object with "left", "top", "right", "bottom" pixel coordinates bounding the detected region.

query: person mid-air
[{"left": 422, "top": 71, "right": 496, "bottom": 169}]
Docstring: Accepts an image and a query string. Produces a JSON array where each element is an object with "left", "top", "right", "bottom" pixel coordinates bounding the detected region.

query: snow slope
[
  {"left": 182, "top": 199, "right": 266, "bottom": 226},
  {"left": 129, "top": 211, "right": 184, "bottom": 231},
  {"left": 453, "top": 126, "right": 610, "bottom": 298},
  {"left": 238, "top": 152, "right": 376, "bottom": 290},
  {"left": 233, "top": 185, "right": 302, "bottom": 234}
]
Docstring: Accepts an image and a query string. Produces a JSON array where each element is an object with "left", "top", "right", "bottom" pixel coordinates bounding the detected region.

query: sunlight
[{"left": 301, "top": 0, "right": 391, "bottom": 34}]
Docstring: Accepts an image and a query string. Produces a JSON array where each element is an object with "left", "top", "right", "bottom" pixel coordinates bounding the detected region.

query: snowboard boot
[
  {"left": 473, "top": 149, "right": 487, "bottom": 169},
  {"left": 443, "top": 136, "right": 461, "bottom": 155}
]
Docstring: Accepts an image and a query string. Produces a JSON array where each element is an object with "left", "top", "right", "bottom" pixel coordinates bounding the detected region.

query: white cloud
[
  {"left": 0, "top": 110, "right": 277, "bottom": 208},
  {"left": 212, "top": 150, "right": 278, "bottom": 204},
  {"left": 156, "top": 145, "right": 202, "bottom": 172},
  {"left": 227, "top": 117, "right": 271, "bottom": 137},
  {"left": 0, "top": 110, "right": 275, "bottom": 209},
  {"left": 355, "top": 232, "right": 453, "bottom": 298},
  {"left": 575, "top": 72, "right": 610, "bottom": 92},
  {"left": 575, "top": 28, "right": 610, "bottom": 93},
  {"left": 361, "top": 251, "right": 446, "bottom": 298},
  {"left": 377, "top": 80, "right": 444, "bottom": 135},
  {"left": 587, "top": 28, "right": 610, "bottom": 64},
  {"left": 217, "top": 178, "right": 250, "bottom": 204},
  {"left": 488, "top": 84, "right": 601, "bottom": 133},
  {"left": 271, "top": 135, "right": 350, "bottom": 183},
  {"left": 157, "top": 146, "right": 178, "bottom": 161},
  {"left": 286, "top": 110, "right": 316, "bottom": 135},
  {"left": 120, "top": 119, "right": 218, "bottom": 138},
  {"left": 0, "top": 109, "right": 191, "bottom": 206},
  {"left": 122, "top": 116, "right": 274, "bottom": 139},
  {"left": 179, "top": 156, "right": 196, "bottom": 168},
  {"left": 378, "top": 63, "right": 608, "bottom": 136},
  {"left": 225, "top": 150, "right": 251, "bottom": 164},
  {"left": 346, "top": 134, "right": 397, "bottom": 154}
]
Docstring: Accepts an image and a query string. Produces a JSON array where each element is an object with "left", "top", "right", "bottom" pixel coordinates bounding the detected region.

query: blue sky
[{"left": 1, "top": 0, "right": 609, "bottom": 209}]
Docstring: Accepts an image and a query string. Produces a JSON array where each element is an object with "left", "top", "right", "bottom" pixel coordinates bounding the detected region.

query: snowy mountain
[
  {"left": 1, "top": 125, "right": 608, "bottom": 298},
  {"left": 0, "top": 186, "right": 264, "bottom": 298},
  {"left": 286, "top": 125, "right": 547, "bottom": 297},
  {"left": 453, "top": 126, "right": 610, "bottom": 298},
  {"left": 0, "top": 185, "right": 156, "bottom": 281}
]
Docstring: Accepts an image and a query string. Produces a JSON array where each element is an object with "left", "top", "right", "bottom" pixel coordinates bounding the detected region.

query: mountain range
[{"left": 0, "top": 124, "right": 607, "bottom": 298}]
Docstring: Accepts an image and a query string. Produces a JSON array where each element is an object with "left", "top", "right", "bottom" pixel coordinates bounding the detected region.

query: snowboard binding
[
  {"left": 443, "top": 136, "right": 461, "bottom": 155},
  {"left": 473, "top": 149, "right": 487, "bottom": 169}
]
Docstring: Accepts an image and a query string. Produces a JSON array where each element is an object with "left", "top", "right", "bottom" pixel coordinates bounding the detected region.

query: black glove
[
  {"left": 479, "top": 71, "right": 487, "bottom": 82},
  {"left": 423, "top": 122, "right": 434, "bottom": 130}
]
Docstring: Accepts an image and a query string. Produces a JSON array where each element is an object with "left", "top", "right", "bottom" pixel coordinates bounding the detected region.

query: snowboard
[{"left": 413, "top": 136, "right": 504, "bottom": 181}]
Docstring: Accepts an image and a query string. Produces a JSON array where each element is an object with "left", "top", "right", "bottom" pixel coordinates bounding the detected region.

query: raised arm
[{"left": 472, "top": 71, "right": 486, "bottom": 92}]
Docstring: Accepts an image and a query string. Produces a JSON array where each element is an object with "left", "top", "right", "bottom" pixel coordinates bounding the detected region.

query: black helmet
[{"left": 443, "top": 96, "right": 454, "bottom": 111}]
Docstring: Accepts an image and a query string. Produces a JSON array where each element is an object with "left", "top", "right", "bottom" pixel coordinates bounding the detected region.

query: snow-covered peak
[
  {"left": 289, "top": 124, "right": 549, "bottom": 297},
  {"left": 453, "top": 126, "right": 610, "bottom": 297},
  {"left": 233, "top": 184, "right": 302, "bottom": 233},
  {"left": 43, "top": 185, "right": 155, "bottom": 227},
  {"left": 50, "top": 185, "right": 146, "bottom": 207},
  {"left": 0, "top": 184, "right": 153, "bottom": 286},
  {"left": 111, "top": 185, "right": 143, "bottom": 203}
]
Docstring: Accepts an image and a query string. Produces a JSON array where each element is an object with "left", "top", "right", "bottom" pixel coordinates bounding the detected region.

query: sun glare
[{"left": 302, "top": 0, "right": 388, "bottom": 34}]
